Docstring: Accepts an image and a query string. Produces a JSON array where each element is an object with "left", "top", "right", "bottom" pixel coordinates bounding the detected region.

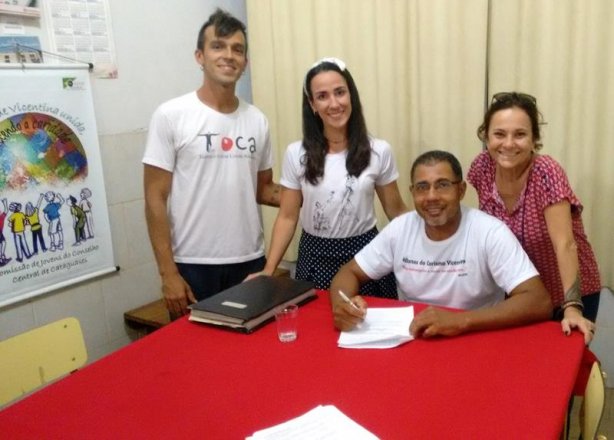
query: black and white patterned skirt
[{"left": 295, "top": 227, "right": 398, "bottom": 299}]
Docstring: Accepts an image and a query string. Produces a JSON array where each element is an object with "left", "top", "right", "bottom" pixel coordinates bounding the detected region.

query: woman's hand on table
[{"left": 561, "top": 306, "right": 596, "bottom": 345}]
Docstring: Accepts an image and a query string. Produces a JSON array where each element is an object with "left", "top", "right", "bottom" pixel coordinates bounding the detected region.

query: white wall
[
  {"left": 0, "top": 0, "right": 249, "bottom": 364},
  {"left": 94, "top": 0, "right": 251, "bottom": 135}
]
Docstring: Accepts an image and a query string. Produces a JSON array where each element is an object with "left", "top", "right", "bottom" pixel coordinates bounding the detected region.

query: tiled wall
[{"left": 0, "top": 130, "right": 160, "bottom": 364}]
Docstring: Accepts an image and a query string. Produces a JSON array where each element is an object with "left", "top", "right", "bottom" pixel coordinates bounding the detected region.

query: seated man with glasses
[{"left": 330, "top": 150, "right": 553, "bottom": 337}]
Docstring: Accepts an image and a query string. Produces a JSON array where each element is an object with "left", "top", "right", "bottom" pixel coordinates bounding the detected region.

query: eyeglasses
[
  {"left": 491, "top": 92, "right": 537, "bottom": 105},
  {"left": 411, "top": 179, "right": 461, "bottom": 194}
]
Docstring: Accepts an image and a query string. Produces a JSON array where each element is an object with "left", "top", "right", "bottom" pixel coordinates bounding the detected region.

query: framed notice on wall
[{"left": 0, "top": 65, "right": 116, "bottom": 308}]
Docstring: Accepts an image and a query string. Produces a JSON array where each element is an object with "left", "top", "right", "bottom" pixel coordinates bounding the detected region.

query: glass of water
[{"left": 275, "top": 304, "right": 298, "bottom": 342}]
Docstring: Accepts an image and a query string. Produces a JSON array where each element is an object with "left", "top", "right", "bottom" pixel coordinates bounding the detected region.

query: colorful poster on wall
[{"left": 0, "top": 65, "right": 116, "bottom": 308}]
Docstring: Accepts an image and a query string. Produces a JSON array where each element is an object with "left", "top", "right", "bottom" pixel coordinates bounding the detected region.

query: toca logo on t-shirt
[{"left": 198, "top": 132, "right": 258, "bottom": 154}]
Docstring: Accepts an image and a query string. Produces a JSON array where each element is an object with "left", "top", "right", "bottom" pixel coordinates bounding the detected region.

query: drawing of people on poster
[
  {"left": 79, "top": 187, "right": 94, "bottom": 239},
  {"left": 25, "top": 193, "right": 47, "bottom": 254},
  {"left": 0, "top": 113, "right": 89, "bottom": 260},
  {"left": 42, "top": 190, "right": 65, "bottom": 251},
  {"left": 0, "top": 67, "right": 115, "bottom": 307},
  {"left": 0, "top": 198, "right": 10, "bottom": 266}
]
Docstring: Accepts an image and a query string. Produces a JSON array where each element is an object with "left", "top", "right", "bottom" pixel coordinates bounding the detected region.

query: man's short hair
[
  {"left": 410, "top": 150, "right": 463, "bottom": 182},
  {"left": 196, "top": 8, "right": 247, "bottom": 52}
]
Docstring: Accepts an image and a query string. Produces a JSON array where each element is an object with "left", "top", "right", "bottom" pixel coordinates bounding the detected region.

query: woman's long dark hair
[{"left": 302, "top": 61, "right": 371, "bottom": 185}]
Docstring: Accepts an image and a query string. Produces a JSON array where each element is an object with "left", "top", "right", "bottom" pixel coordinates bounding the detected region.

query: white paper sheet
[
  {"left": 337, "top": 306, "right": 414, "bottom": 349},
  {"left": 246, "top": 405, "right": 379, "bottom": 440}
]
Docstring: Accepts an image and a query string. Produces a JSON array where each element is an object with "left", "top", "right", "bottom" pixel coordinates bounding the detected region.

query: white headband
[{"left": 303, "top": 57, "right": 347, "bottom": 97}]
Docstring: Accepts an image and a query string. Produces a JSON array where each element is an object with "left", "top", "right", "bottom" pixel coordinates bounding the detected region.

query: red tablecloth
[{"left": 0, "top": 291, "right": 585, "bottom": 439}]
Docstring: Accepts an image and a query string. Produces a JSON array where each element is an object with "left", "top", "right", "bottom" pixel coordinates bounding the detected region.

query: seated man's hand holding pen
[
  {"left": 329, "top": 259, "right": 372, "bottom": 331},
  {"left": 332, "top": 290, "right": 367, "bottom": 331}
]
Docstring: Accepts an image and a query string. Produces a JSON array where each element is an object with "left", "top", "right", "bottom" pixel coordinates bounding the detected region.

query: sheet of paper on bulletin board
[
  {"left": 0, "top": 1, "right": 40, "bottom": 18},
  {"left": 44, "top": 0, "right": 117, "bottom": 78},
  {"left": 0, "top": 1, "right": 41, "bottom": 42},
  {"left": 0, "top": 35, "right": 42, "bottom": 63}
]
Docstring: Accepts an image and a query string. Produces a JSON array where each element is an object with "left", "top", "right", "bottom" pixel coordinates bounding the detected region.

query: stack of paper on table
[
  {"left": 246, "top": 405, "right": 379, "bottom": 439},
  {"left": 337, "top": 306, "right": 414, "bottom": 349}
]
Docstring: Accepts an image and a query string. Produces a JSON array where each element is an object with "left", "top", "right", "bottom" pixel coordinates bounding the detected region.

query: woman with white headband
[{"left": 251, "top": 58, "right": 406, "bottom": 297}]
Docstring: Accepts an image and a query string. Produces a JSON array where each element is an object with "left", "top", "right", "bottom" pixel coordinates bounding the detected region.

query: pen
[{"left": 338, "top": 290, "right": 361, "bottom": 312}]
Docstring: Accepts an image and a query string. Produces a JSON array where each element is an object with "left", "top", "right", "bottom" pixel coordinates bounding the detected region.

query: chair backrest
[
  {"left": 582, "top": 361, "right": 606, "bottom": 440},
  {"left": 0, "top": 317, "right": 88, "bottom": 406}
]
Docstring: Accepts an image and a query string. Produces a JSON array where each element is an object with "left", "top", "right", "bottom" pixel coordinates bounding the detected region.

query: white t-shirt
[
  {"left": 142, "top": 92, "right": 273, "bottom": 264},
  {"left": 355, "top": 206, "right": 539, "bottom": 310},
  {"left": 281, "top": 138, "right": 399, "bottom": 238}
]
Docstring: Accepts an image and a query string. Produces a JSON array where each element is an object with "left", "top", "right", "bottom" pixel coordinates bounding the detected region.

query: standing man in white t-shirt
[
  {"left": 143, "top": 9, "right": 280, "bottom": 317},
  {"left": 330, "top": 150, "right": 553, "bottom": 337}
]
